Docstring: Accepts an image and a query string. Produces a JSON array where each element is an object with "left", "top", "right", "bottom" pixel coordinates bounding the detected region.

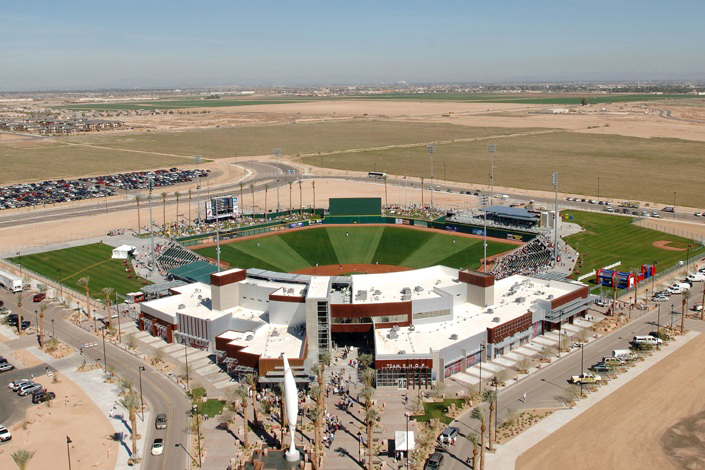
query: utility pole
[
  {"left": 148, "top": 179, "right": 156, "bottom": 272},
  {"left": 274, "top": 148, "right": 281, "bottom": 213},
  {"left": 194, "top": 155, "right": 202, "bottom": 224}
]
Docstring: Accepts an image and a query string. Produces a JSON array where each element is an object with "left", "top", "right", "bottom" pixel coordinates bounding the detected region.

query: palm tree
[
  {"left": 11, "top": 448, "right": 36, "bottom": 470},
  {"left": 312, "top": 180, "right": 316, "bottom": 216},
  {"left": 312, "top": 352, "right": 330, "bottom": 469},
  {"left": 39, "top": 304, "right": 47, "bottom": 349},
  {"left": 174, "top": 191, "right": 180, "bottom": 224},
  {"left": 471, "top": 406, "right": 486, "bottom": 470},
  {"left": 245, "top": 373, "right": 259, "bottom": 426},
  {"left": 188, "top": 189, "right": 192, "bottom": 224},
  {"left": 274, "top": 383, "right": 286, "bottom": 449},
  {"left": 101, "top": 287, "right": 114, "bottom": 330},
  {"left": 467, "top": 432, "right": 480, "bottom": 469},
  {"left": 120, "top": 388, "right": 140, "bottom": 458},
  {"left": 77, "top": 277, "right": 90, "bottom": 325},
  {"left": 363, "top": 367, "right": 375, "bottom": 388},
  {"left": 239, "top": 182, "right": 244, "bottom": 215},
  {"left": 482, "top": 389, "right": 497, "bottom": 450},
  {"left": 288, "top": 181, "right": 293, "bottom": 215},
  {"left": 365, "top": 407, "right": 380, "bottom": 470},
  {"left": 16, "top": 294, "right": 23, "bottom": 336},
  {"left": 235, "top": 385, "right": 250, "bottom": 449},
  {"left": 420, "top": 176, "right": 425, "bottom": 207},
  {"left": 264, "top": 184, "right": 269, "bottom": 219},
  {"left": 250, "top": 183, "right": 255, "bottom": 217},
  {"left": 298, "top": 180, "right": 303, "bottom": 217},
  {"left": 383, "top": 175, "right": 388, "bottom": 208},
  {"left": 160, "top": 192, "right": 168, "bottom": 230},
  {"left": 682, "top": 290, "right": 690, "bottom": 334},
  {"left": 134, "top": 195, "right": 143, "bottom": 234}
]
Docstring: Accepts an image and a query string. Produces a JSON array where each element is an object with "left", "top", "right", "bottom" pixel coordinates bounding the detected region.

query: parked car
[
  {"left": 155, "top": 413, "right": 167, "bottom": 430},
  {"left": 652, "top": 295, "right": 669, "bottom": 302},
  {"left": 0, "top": 363, "right": 14, "bottom": 372},
  {"left": 425, "top": 452, "right": 444, "bottom": 469},
  {"left": 31, "top": 391, "right": 55, "bottom": 404},
  {"left": 18, "top": 383, "right": 43, "bottom": 396},
  {"left": 693, "top": 303, "right": 703, "bottom": 312},
  {"left": 694, "top": 212, "right": 701, "bottom": 217},
  {"left": 687, "top": 273, "right": 705, "bottom": 282},
  {"left": 439, "top": 426, "right": 459, "bottom": 445},
  {"left": 590, "top": 363, "right": 611, "bottom": 373},
  {"left": 602, "top": 357, "right": 625, "bottom": 367},
  {"left": 33, "top": 293, "right": 46, "bottom": 302},
  {"left": 570, "top": 372, "right": 601, "bottom": 385},
  {"left": 151, "top": 438, "right": 164, "bottom": 456},
  {"left": 8, "top": 379, "right": 33, "bottom": 391},
  {"left": 0, "top": 425, "right": 11, "bottom": 442}
]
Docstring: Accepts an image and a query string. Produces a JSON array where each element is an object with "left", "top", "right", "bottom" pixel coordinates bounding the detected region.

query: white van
[
  {"left": 632, "top": 335, "right": 663, "bottom": 347},
  {"left": 687, "top": 273, "right": 705, "bottom": 283},
  {"left": 668, "top": 283, "right": 691, "bottom": 294},
  {"left": 612, "top": 349, "right": 638, "bottom": 361}
]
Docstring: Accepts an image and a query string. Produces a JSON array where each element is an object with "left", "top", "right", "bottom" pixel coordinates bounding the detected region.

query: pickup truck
[{"left": 570, "top": 372, "right": 601, "bottom": 385}]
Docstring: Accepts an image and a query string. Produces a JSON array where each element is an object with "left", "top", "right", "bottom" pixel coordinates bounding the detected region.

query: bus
[{"left": 368, "top": 172, "right": 387, "bottom": 179}]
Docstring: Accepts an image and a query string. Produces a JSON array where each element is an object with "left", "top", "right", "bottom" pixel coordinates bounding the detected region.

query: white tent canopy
[
  {"left": 395, "top": 430, "right": 415, "bottom": 452},
  {"left": 112, "top": 244, "right": 136, "bottom": 259}
]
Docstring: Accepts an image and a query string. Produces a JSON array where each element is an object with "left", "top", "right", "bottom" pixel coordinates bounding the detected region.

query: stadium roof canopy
[
  {"left": 480, "top": 205, "right": 540, "bottom": 221},
  {"left": 167, "top": 261, "right": 218, "bottom": 284}
]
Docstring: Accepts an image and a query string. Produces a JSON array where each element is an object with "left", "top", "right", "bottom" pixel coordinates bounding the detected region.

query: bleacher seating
[
  {"left": 156, "top": 241, "right": 211, "bottom": 273},
  {"left": 490, "top": 235, "right": 553, "bottom": 280}
]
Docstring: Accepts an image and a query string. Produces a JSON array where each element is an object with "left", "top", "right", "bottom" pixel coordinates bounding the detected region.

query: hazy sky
[{"left": 2, "top": 0, "right": 704, "bottom": 91}]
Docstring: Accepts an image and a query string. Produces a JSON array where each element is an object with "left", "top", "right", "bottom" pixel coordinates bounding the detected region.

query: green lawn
[
  {"left": 195, "top": 226, "right": 517, "bottom": 272},
  {"left": 197, "top": 399, "right": 226, "bottom": 417},
  {"left": 412, "top": 398, "right": 466, "bottom": 424},
  {"left": 8, "top": 243, "right": 151, "bottom": 299},
  {"left": 563, "top": 211, "right": 705, "bottom": 284}
]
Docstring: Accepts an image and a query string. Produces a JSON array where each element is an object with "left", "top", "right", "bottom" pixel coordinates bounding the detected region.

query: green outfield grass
[
  {"left": 8, "top": 243, "right": 151, "bottom": 299},
  {"left": 194, "top": 226, "right": 517, "bottom": 272},
  {"left": 562, "top": 211, "right": 705, "bottom": 284}
]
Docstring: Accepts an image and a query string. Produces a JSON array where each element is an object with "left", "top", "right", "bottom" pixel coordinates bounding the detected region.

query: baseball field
[
  {"left": 193, "top": 225, "right": 517, "bottom": 272},
  {"left": 8, "top": 243, "right": 150, "bottom": 299},
  {"left": 563, "top": 210, "right": 705, "bottom": 284}
]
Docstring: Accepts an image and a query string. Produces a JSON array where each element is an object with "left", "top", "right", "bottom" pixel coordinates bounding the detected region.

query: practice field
[
  {"left": 302, "top": 130, "right": 705, "bottom": 207},
  {"left": 8, "top": 243, "right": 151, "bottom": 299},
  {"left": 193, "top": 226, "right": 517, "bottom": 272},
  {"left": 562, "top": 210, "right": 705, "bottom": 284}
]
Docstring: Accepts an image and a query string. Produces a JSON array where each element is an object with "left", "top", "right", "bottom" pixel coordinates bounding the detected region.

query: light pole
[
  {"left": 427, "top": 144, "right": 436, "bottom": 208},
  {"left": 405, "top": 412, "right": 411, "bottom": 470},
  {"left": 478, "top": 344, "right": 485, "bottom": 394},
  {"left": 671, "top": 303, "right": 674, "bottom": 328},
  {"left": 66, "top": 435, "right": 72, "bottom": 470},
  {"left": 483, "top": 193, "right": 488, "bottom": 273},
  {"left": 51, "top": 318, "right": 55, "bottom": 338},
  {"left": 274, "top": 148, "right": 281, "bottom": 213},
  {"left": 552, "top": 172, "right": 559, "bottom": 265},
  {"left": 557, "top": 310, "right": 564, "bottom": 358},
  {"left": 194, "top": 155, "right": 202, "bottom": 224},
  {"left": 102, "top": 322, "right": 108, "bottom": 373},
  {"left": 488, "top": 144, "right": 496, "bottom": 200},
  {"left": 657, "top": 305, "right": 661, "bottom": 333},
  {"left": 175, "top": 443, "right": 199, "bottom": 466},
  {"left": 597, "top": 176, "right": 600, "bottom": 200},
  {"left": 357, "top": 431, "right": 362, "bottom": 463},
  {"left": 687, "top": 244, "right": 692, "bottom": 275},
  {"left": 56, "top": 268, "right": 63, "bottom": 303},
  {"left": 184, "top": 340, "right": 190, "bottom": 391},
  {"left": 17, "top": 252, "right": 22, "bottom": 279},
  {"left": 579, "top": 343, "right": 585, "bottom": 398},
  {"left": 443, "top": 163, "right": 446, "bottom": 186},
  {"left": 215, "top": 199, "right": 222, "bottom": 272},
  {"left": 138, "top": 366, "right": 145, "bottom": 420},
  {"left": 673, "top": 191, "right": 676, "bottom": 219},
  {"left": 148, "top": 179, "right": 156, "bottom": 272}
]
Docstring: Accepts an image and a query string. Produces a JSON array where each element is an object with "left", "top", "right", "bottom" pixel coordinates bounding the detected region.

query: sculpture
[{"left": 283, "top": 354, "right": 300, "bottom": 462}]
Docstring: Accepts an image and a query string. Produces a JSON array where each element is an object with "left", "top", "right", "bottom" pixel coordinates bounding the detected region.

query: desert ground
[
  {"left": 516, "top": 333, "right": 705, "bottom": 470},
  {"left": 0, "top": 367, "right": 117, "bottom": 470}
]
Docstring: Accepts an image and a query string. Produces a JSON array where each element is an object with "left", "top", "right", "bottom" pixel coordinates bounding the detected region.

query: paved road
[
  {"left": 442, "top": 281, "right": 705, "bottom": 470},
  {"left": 0, "top": 291, "right": 191, "bottom": 470}
]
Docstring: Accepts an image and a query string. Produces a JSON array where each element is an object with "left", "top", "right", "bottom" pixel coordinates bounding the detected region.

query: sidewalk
[
  {"left": 485, "top": 330, "right": 700, "bottom": 468},
  {"left": 28, "top": 346, "right": 153, "bottom": 470}
]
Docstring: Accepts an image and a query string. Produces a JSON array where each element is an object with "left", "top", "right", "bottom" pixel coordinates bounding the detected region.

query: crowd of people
[
  {"left": 384, "top": 205, "right": 446, "bottom": 221},
  {"left": 490, "top": 235, "right": 554, "bottom": 280}
]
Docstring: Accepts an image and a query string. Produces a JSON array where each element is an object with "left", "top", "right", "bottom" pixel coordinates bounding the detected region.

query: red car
[{"left": 33, "top": 293, "right": 46, "bottom": 302}]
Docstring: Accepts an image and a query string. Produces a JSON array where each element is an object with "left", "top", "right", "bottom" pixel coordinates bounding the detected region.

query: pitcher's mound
[
  {"left": 292, "top": 264, "right": 412, "bottom": 275},
  {"left": 652, "top": 240, "right": 686, "bottom": 251}
]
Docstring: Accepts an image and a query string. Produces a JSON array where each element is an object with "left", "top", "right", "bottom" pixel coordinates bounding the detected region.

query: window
[
  {"left": 378, "top": 314, "right": 408, "bottom": 323},
  {"left": 413, "top": 309, "right": 450, "bottom": 321}
]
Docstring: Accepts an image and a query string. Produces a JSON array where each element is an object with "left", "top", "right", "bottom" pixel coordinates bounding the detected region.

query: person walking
[{"left": 522, "top": 392, "right": 527, "bottom": 403}]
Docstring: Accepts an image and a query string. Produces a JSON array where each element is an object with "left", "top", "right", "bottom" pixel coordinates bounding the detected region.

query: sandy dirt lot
[
  {"left": 516, "top": 333, "right": 705, "bottom": 470},
  {"left": 0, "top": 371, "right": 117, "bottom": 470}
]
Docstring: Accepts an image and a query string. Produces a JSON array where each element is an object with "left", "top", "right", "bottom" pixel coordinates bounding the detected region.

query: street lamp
[
  {"left": 194, "top": 155, "right": 202, "bottom": 224},
  {"left": 184, "top": 339, "right": 190, "bottom": 391},
  {"left": 66, "top": 436, "right": 73, "bottom": 470},
  {"left": 671, "top": 303, "right": 674, "bottom": 328},
  {"left": 657, "top": 305, "right": 661, "bottom": 333},
  {"left": 557, "top": 310, "right": 564, "bottom": 358},
  {"left": 191, "top": 404, "right": 202, "bottom": 466},
  {"left": 51, "top": 318, "right": 55, "bottom": 338},
  {"left": 478, "top": 344, "right": 486, "bottom": 394},
  {"left": 488, "top": 144, "right": 496, "bottom": 200},
  {"left": 552, "top": 172, "right": 559, "bottom": 265},
  {"left": 56, "top": 268, "right": 63, "bottom": 304},
  {"left": 579, "top": 343, "right": 585, "bottom": 398},
  {"left": 673, "top": 191, "right": 676, "bottom": 219},
  {"left": 687, "top": 244, "right": 692, "bottom": 275},
  {"left": 427, "top": 144, "right": 436, "bottom": 208},
  {"left": 148, "top": 178, "right": 156, "bottom": 271},
  {"left": 138, "top": 366, "right": 145, "bottom": 420},
  {"left": 16, "top": 252, "right": 22, "bottom": 279},
  {"left": 404, "top": 412, "right": 411, "bottom": 470},
  {"left": 101, "top": 321, "right": 108, "bottom": 374},
  {"left": 175, "top": 443, "right": 199, "bottom": 465}
]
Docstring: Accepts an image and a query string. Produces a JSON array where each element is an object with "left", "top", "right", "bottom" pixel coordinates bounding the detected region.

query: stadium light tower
[
  {"left": 427, "top": 144, "right": 436, "bottom": 208},
  {"left": 215, "top": 199, "right": 222, "bottom": 272},
  {"left": 274, "top": 148, "right": 281, "bottom": 213},
  {"left": 487, "top": 144, "right": 496, "bottom": 201},
  {"left": 553, "top": 172, "right": 559, "bottom": 265},
  {"left": 483, "top": 193, "right": 488, "bottom": 273},
  {"left": 194, "top": 155, "right": 202, "bottom": 225},
  {"left": 148, "top": 178, "right": 156, "bottom": 272}
]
